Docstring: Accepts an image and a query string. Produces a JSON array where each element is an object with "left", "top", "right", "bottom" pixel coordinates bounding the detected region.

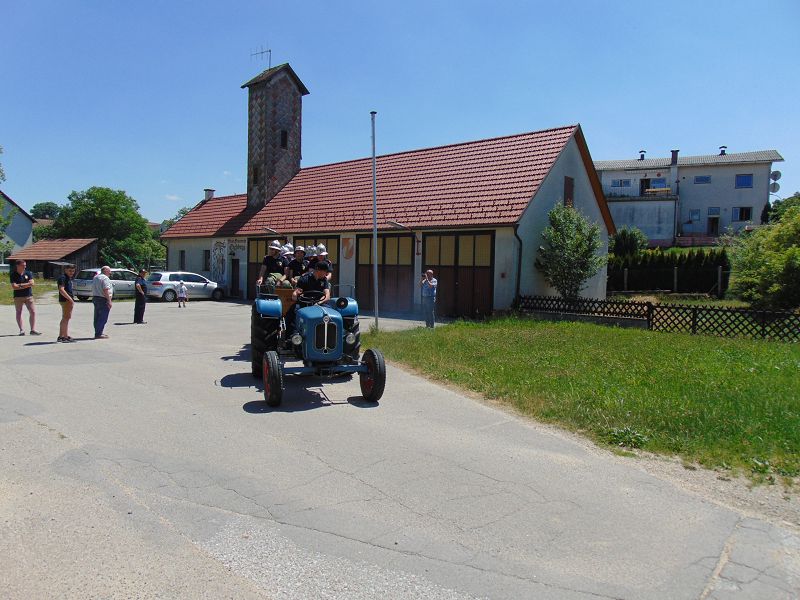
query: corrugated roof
[
  {"left": 8, "top": 238, "right": 96, "bottom": 261},
  {"left": 594, "top": 150, "right": 783, "bottom": 171},
  {"left": 164, "top": 125, "right": 582, "bottom": 238}
]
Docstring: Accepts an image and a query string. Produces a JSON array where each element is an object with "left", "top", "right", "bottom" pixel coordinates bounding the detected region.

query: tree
[
  {"left": 535, "top": 204, "right": 607, "bottom": 300},
  {"left": 30, "top": 201, "right": 62, "bottom": 220},
  {"left": 0, "top": 145, "right": 6, "bottom": 183},
  {"left": 729, "top": 205, "right": 800, "bottom": 310},
  {"left": 0, "top": 146, "right": 15, "bottom": 260},
  {"left": 769, "top": 193, "right": 800, "bottom": 223},
  {"left": 161, "top": 206, "right": 192, "bottom": 231},
  {"left": 52, "top": 187, "right": 164, "bottom": 267},
  {"left": 609, "top": 226, "right": 648, "bottom": 256}
]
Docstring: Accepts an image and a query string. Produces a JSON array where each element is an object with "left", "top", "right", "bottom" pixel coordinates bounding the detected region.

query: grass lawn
[
  {"left": 0, "top": 280, "right": 59, "bottom": 305},
  {"left": 364, "top": 318, "right": 800, "bottom": 481}
]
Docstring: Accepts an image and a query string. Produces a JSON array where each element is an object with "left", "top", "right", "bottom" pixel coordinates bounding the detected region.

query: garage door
[
  {"left": 356, "top": 234, "right": 415, "bottom": 313},
  {"left": 423, "top": 232, "right": 494, "bottom": 318}
]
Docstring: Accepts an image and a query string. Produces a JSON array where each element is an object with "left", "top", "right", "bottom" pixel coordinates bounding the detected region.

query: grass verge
[
  {"left": 364, "top": 318, "right": 800, "bottom": 481},
  {"left": 0, "top": 280, "right": 59, "bottom": 305}
]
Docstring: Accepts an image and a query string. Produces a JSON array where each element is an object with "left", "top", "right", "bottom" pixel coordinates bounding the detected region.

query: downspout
[{"left": 513, "top": 223, "right": 523, "bottom": 308}]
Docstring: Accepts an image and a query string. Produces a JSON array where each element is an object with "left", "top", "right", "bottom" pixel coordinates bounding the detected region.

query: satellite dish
[
  {"left": 770, "top": 170, "right": 782, "bottom": 181},
  {"left": 770, "top": 182, "right": 780, "bottom": 193}
]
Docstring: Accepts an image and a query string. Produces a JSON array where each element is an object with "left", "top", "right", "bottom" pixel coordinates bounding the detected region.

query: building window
[
  {"left": 650, "top": 177, "right": 668, "bottom": 188},
  {"left": 179, "top": 250, "right": 186, "bottom": 270},
  {"left": 563, "top": 176, "right": 574, "bottom": 207},
  {"left": 732, "top": 207, "right": 752, "bottom": 221},
  {"left": 689, "top": 209, "right": 701, "bottom": 221},
  {"left": 252, "top": 166, "right": 260, "bottom": 185},
  {"left": 203, "top": 249, "right": 211, "bottom": 271},
  {"left": 611, "top": 179, "right": 631, "bottom": 188},
  {"left": 694, "top": 176, "right": 711, "bottom": 184},
  {"left": 735, "top": 174, "right": 753, "bottom": 188},
  {"left": 280, "top": 130, "right": 288, "bottom": 149},
  {"left": 708, "top": 207, "right": 720, "bottom": 216}
]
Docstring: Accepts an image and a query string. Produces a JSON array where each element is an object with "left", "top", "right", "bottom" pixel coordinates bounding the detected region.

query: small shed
[{"left": 7, "top": 238, "right": 98, "bottom": 278}]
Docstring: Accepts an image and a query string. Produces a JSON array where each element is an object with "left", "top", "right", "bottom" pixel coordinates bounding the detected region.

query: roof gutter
[{"left": 513, "top": 223, "right": 523, "bottom": 308}]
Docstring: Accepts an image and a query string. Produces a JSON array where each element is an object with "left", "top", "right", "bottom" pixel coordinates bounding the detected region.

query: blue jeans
[
  {"left": 422, "top": 295, "right": 436, "bottom": 328},
  {"left": 93, "top": 298, "right": 111, "bottom": 336}
]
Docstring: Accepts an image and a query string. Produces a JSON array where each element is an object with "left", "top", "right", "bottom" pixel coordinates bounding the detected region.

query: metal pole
[{"left": 370, "top": 111, "right": 379, "bottom": 331}]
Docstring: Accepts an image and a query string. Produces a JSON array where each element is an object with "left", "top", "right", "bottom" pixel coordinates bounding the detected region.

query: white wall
[
  {"left": 1, "top": 202, "right": 33, "bottom": 256},
  {"left": 607, "top": 198, "right": 675, "bottom": 243},
  {"left": 516, "top": 136, "right": 609, "bottom": 299}
]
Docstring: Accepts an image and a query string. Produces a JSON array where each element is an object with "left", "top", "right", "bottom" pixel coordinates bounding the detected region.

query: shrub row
[{"left": 607, "top": 249, "right": 731, "bottom": 293}]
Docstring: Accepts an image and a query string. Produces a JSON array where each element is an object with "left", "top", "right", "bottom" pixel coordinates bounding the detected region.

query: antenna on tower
[{"left": 250, "top": 45, "right": 272, "bottom": 69}]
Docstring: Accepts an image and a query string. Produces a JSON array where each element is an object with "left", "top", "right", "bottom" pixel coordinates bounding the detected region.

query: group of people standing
[{"left": 9, "top": 260, "right": 150, "bottom": 342}]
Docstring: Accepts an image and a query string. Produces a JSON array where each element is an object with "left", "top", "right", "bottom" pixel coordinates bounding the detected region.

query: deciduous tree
[{"left": 535, "top": 204, "right": 607, "bottom": 300}]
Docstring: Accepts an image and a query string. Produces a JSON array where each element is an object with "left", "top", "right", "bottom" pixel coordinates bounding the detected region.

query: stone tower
[{"left": 242, "top": 63, "right": 309, "bottom": 210}]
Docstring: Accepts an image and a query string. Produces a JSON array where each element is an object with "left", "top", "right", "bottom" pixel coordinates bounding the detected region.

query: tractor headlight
[
  {"left": 291, "top": 333, "right": 303, "bottom": 346},
  {"left": 345, "top": 332, "right": 356, "bottom": 345}
]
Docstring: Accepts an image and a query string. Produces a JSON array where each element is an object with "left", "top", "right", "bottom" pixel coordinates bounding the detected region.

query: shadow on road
[{"left": 221, "top": 345, "right": 250, "bottom": 362}]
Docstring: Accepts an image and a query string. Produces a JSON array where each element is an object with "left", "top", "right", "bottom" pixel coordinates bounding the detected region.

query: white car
[
  {"left": 73, "top": 268, "right": 139, "bottom": 300},
  {"left": 146, "top": 271, "right": 224, "bottom": 302}
]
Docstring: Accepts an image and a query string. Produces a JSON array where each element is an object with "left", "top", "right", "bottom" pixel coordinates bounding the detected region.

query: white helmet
[
  {"left": 281, "top": 245, "right": 292, "bottom": 257},
  {"left": 295, "top": 245, "right": 305, "bottom": 254},
  {"left": 284, "top": 243, "right": 294, "bottom": 253},
  {"left": 269, "top": 239, "right": 282, "bottom": 251},
  {"left": 306, "top": 245, "right": 317, "bottom": 258},
  {"left": 317, "top": 243, "right": 328, "bottom": 256}
]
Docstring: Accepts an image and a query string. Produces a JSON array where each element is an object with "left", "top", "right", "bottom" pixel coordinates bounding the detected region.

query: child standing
[{"left": 177, "top": 281, "right": 189, "bottom": 307}]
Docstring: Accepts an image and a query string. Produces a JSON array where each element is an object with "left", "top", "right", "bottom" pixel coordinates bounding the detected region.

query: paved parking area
[{"left": 0, "top": 300, "right": 798, "bottom": 598}]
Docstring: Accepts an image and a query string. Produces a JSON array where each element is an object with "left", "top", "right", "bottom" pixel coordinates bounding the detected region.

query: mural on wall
[{"left": 211, "top": 240, "right": 227, "bottom": 285}]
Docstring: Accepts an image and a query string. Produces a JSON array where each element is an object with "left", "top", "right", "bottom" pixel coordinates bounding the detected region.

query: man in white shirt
[{"left": 92, "top": 266, "right": 113, "bottom": 339}]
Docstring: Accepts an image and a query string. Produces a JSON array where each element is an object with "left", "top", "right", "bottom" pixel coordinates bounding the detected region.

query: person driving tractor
[{"left": 285, "top": 262, "right": 331, "bottom": 335}]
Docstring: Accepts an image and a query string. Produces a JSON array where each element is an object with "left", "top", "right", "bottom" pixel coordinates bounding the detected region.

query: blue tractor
[{"left": 251, "top": 286, "right": 386, "bottom": 407}]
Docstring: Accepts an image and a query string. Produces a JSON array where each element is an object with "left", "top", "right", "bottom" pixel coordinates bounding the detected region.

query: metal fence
[{"left": 518, "top": 295, "right": 800, "bottom": 343}]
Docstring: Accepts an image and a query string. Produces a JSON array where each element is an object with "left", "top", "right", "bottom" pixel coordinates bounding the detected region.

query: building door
[
  {"left": 423, "top": 232, "right": 494, "bottom": 318},
  {"left": 707, "top": 217, "right": 720, "bottom": 236},
  {"left": 356, "top": 234, "right": 415, "bottom": 313},
  {"left": 231, "top": 259, "right": 240, "bottom": 297}
]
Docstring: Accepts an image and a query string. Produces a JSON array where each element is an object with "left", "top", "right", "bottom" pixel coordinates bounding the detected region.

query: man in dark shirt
[
  {"left": 286, "top": 246, "right": 308, "bottom": 283},
  {"left": 57, "top": 264, "right": 76, "bottom": 342},
  {"left": 134, "top": 269, "right": 148, "bottom": 324},
  {"left": 256, "top": 240, "right": 287, "bottom": 288},
  {"left": 286, "top": 262, "right": 332, "bottom": 334},
  {"left": 10, "top": 259, "right": 40, "bottom": 336}
]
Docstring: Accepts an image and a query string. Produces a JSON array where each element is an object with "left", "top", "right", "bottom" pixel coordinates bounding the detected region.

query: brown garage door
[
  {"left": 423, "top": 232, "right": 494, "bottom": 318},
  {"left": 356, "top": 234, "right": 414, "bottom": 313}
]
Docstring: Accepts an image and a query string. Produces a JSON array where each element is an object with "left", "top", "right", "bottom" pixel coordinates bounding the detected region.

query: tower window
[
  {"left": 280, "top": 130, "right": 288, "bottom": 149},
  {"left": 252, "top": 166, "right": 260, "bottom": 185}
]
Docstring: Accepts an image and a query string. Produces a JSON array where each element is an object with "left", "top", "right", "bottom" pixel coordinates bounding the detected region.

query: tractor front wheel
[
  {"left": 359, "top": 348, "right": 386, "bottom": 402},
  {"left": 262, "top": 351, "right": 284, "bottom": 407}
]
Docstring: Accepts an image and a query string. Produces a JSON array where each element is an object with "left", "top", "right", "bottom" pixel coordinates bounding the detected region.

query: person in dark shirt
[
  {"left": 134, "top": 269, "right": 148, "bottom": 324},
  {"left": 256, "top": 240, "right": 288, "bottom": 288},
  {"left": 10, "top": 259, "right": 40, "bottom": 336},
  {"left": 316, "top": 244, "right": 334, "bottom": 282},
  {"left": 286, "top": 262, "right": 332, "bottom": 334},
  {"left": 286, "top": 246, "right": 308, "bottom": 284},
  {"left": 56, "top": 264, "right": 76, "bottom": 342}
]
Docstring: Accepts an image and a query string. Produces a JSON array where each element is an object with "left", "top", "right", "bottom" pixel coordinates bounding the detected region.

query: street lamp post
[{"left": 371, "top": 111, "right": 379, "bottom": 332}]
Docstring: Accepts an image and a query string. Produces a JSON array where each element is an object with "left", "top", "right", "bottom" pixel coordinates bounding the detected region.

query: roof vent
[
  {"left": 638, "top": 150, "right": 646, "bottom": 161},
  {"left": 204, "top": 188, "right": 215, "bottom": 201},
  {"left": 719, "top": 146, "right": 727, "bottom": 156}
]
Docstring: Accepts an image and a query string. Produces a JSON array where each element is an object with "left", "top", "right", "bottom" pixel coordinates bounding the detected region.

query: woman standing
[{"left": 134, "top": 269, "right": 148, "bottom": 324}]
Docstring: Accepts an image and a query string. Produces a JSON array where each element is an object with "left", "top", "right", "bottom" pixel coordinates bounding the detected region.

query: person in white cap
[
  {"left": 316, "top": 244, "right": 333, "bottom": 281},
  {"left": 285, "top": 245, "right": 308, "bottom": 285},
  {"left": 256, "top": 240, "right": 286, "bottom": 287}
]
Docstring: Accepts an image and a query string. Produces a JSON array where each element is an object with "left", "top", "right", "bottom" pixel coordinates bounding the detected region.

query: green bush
[
  {"left": 730, "top": 206, "right": 800, "bottom": 310},
  {"left": 609, "top": 226, "right": 648, "bottom": 256}
]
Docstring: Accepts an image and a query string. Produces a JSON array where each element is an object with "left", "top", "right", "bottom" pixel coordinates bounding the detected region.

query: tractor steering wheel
[{"left": 297, "top": 290, "right": 325, "bottom": 307}]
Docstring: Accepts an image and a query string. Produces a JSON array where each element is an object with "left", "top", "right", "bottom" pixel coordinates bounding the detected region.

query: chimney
[
  {"left": 638, "top": 150, "right": 646, "bottom": 161},
  {"left": 204, "top": 188, "right": 215, "bottom": 201},
  {"left": 719, "top": 146, "right": 727, "bottom": 156},
  {"left": 670, "top": 150, "right": 679, "bottom": 165}
]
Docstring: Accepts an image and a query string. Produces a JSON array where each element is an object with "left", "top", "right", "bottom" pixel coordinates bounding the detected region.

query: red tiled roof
[
  {"left": 164, "top": 125, "right": 586, "bottom": 238},
  {"left": 8, "top": 238, "right": 97, "bottom": 261}
]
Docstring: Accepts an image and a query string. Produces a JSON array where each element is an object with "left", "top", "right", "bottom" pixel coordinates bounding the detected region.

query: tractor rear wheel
[{"left": 262, "top": 351, "right": 283, "bottom": 407}]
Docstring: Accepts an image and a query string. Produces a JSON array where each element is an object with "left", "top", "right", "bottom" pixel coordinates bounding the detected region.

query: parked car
[
  {"left": 73, "top": 268, "right": 139, "bottom": 300},
  {"left": 146, "top": 271, "right": 224, "bottom": 302}
]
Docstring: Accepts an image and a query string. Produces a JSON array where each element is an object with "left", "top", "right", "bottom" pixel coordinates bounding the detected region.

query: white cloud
[
  {"left": 165, "top": 194, "right": 181, "bottom": 202},
  {"left": 223, "top": 170, "right": 232, "bottom": 177}
]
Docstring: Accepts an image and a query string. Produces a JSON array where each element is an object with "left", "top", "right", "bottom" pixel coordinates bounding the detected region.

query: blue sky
[{"left": 1, "top": 0, "right": 798, "bottom": 222}]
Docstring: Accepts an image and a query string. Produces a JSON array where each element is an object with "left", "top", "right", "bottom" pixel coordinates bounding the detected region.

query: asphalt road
[{"left": 1, "top": 299, "right": 798, "bottom": 599}]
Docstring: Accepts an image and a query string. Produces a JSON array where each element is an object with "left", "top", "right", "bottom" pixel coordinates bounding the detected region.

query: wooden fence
[{"left": 518, "top": 295, "right": 800, "bottom": 343}]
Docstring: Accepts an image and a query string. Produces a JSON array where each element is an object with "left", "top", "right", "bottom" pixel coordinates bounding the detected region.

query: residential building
[
  {"left": 162, "top": 64, "right": 615, "bottom": 317},
  {"left": 1, "top": 190, "right": 35, "bottom": 262},
  {"left": 594, "top": 148, "right": 783, "bottom": 246}
]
